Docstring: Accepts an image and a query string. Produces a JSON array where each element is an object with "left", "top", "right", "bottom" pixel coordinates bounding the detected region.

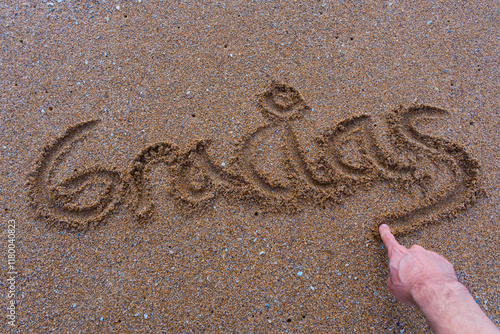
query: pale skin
[{"left": 379, "top": 224, "right": 500, "bottom": 334}]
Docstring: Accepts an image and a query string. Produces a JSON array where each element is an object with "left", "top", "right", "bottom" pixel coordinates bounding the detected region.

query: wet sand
[{"left": 1, "top": 1, "right": 499, "bottom": 332}]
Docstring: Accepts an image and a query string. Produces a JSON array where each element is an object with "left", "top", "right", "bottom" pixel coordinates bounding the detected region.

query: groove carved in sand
[
  {"left": 28, "top": 82, "right": 480, "bottom": 235},
  {"left": 27, "top": 120, "right": 124, "bottom": 231}
]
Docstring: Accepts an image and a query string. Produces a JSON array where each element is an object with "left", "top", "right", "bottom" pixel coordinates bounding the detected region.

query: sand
[{"left": 1, "top": 0, "right": 499, "bottom": 332}]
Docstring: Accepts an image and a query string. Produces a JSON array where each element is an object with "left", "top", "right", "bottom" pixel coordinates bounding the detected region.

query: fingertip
[
  {"left": 379, "top": 223, "right": 404, "bottom": 254},
  {"left": 379, "top": 224, "right": 389, "bottom": 232},
  {"left": 379, "top": 224, "right": 392, "bottom": 239}
]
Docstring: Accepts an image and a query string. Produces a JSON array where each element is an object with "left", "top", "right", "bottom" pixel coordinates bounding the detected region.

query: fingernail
[{"left": 379, "top": 224, "right": 388, "bottom": 229}]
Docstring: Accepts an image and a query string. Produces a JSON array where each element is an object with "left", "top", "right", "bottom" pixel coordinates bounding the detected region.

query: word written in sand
[{"left": 28, "top": 82, "right": 480, "bottom": 235}]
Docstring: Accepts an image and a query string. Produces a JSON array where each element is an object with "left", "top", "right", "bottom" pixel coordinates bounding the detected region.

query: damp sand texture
[{"left": 2, "top": 1, "right": 500, "bottom": 333}]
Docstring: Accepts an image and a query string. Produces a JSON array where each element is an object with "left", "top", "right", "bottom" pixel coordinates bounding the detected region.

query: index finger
[{"left": 379, "top": 224, "right": 407, "bottom": 256}]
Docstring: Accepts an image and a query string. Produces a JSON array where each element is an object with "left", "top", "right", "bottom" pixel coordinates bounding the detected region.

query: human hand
[
  {"left": 379, "top": 224, "right": 459, "bottom": 307},
  {"left": 379, "top": 224, "right": 500, "bottom": 333}
]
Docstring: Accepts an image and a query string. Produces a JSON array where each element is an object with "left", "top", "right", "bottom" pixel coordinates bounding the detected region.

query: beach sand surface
[{"left": 1, "top": 1, "right": 499, "bottom": 332}]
